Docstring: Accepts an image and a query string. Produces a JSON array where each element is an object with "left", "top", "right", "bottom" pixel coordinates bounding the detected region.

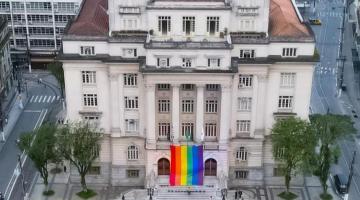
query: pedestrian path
[
  {"left": 29, "top": 95, "right": 60, "bottom": 104},
  {"left": 314, "top": 63, "right": 337, "bottom": 75}
]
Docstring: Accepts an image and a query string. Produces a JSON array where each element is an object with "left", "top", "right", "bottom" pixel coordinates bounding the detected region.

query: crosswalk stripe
[
  {"left": 56, "top": 96, "right": 60, "bottom": 101},
  {"left": 51, "top": 96, "right": 56, "bottom": 103},
  {"left": 38, "top": 96, "right": 43, "bottom": 103},
  {"left": 30, "top": 96, "right": 34, "bottom": 102},
  {"left": 34, "top": 96, "right": 39, "bottom": 103},
  {"left": 43, "top": 96, "right": 47, "bottom": 103},
  {"left": 47, "top": 96, "right": 52, "bottom": 103}
]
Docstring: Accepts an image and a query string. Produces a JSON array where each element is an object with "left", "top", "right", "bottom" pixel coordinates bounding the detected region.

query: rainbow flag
[{"left": 170, "top": 145, "right": 203, "bottom": 186}]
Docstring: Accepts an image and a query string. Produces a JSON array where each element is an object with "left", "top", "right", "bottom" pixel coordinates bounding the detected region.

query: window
[
  {"left": 238, "top": 75, "right": 253, "bottom": 88},
  {"left": 275, "top": 147, "right": 286, "bottom": 159},
  {"left": 83, "top": 115, "right": 100, "bottom": 125},
  {"left": 158, "top": 123, "right": 171, "bottom": 140},
  {"left": 183, "top": 16, "right": 195, "bottom": 35},
  {"left": 119, "top": 7, "right": 140, "bottom": 14},
  {"left": 207, "top": 17, "right": 220, "bottom": 35},
  {"left": 127, "top": 145, "right": 139, "bottom": 160},
  {"left": 80, "top": 46, "right": 95, "bottom": 55},
  {"left": 235, "top": 170, "right": 249, "bottom": 179},
  {"left": 205, "top": 99, "right": 218, "bottom": 113},
  {"left": 83, "top": 94, "right": 98, "bottom": 107},
  {"left": 273, "top": 167, "right": 285, "bottom": 177},
  {"left": 157, "top": 84, "right": 170, "bottom": 90},
  {"left": 238, "top": 97, "right": 252, "bottom": 111},
  {"left": 57, "top": 2, "right": 76, "bottom": 12},
  {"left": 127, "top": 170, "right": 140, "bottom": 178},
  {"left": 282, "top": 48, "right": 297, "bottom": 57},
  {"left": 158, "top": 99, "right": 170, "bottom": 112},
  {"left": 0, "top": 2, "right": 9, "bottom": 10},
  {"left": 157, "top": 57, "right": 170, "bottom": 68},
  {"left": 181, "top": 84, "right": 194, "bottom": 90},
  {"left": 124, "top": 74, "right": 137, "bottom": 86},
  {"left": 125, "top": 119, "right": 139, "bottom": 132},
  {"left": 30, "top": 39, "right": 55, "bottom": 48},
  {"left": 207, "top": 58, "right": 221, "bottom": 68},
  {"left": 236, "top": 120, "right": 250, "bottom": 133},
  {"left": 54, "top": 15, "right": 73, "bottom": 23},
  {"left": 182, "top": 58, "right": 192, "bottom": 68},
  {"left": 240, "top": 49, "right": 255, "bottom": 59},
  {"left": 182, "top": 99, "right": 194, "bottom": 113},
  {"left": 82, "top": 71, "right": 96, "bottom": 84},
  {"left": 278, "top": 96, "right": 293, "bottom": 110},
  {"left": 280, "top": 73, "right": 296, "bottom": 88},
  {"left": 181, "top": 122, "right": 194, "bottom": 140},
  {"left": 158, "top": 158, "right": 170, "bottom": 175},
  {"left": 88, "top": 166, "right": 101, "bottom": 175},
  {"left": 236, "top": 147, "right": 248, "bottom": 161},
  {"left": 122, "top": 18, "right": 138, "bottom": 30},
  {"left": 204, "top": 159, "right": 217, "bottom": 176},
  {"left": 205, "top": 123, "right": 217, "bottom": 138},
  {"left": 158, "top": 16, "right": 171, "bottom": 35},
  {"left": 206, "top": 84, "right": 219, "bottom": 91},
  {"left": 123, "top": 48, "right": 137, "bottom": 58},
  {"left": 125, "top": 96, "right": 138, "bottom": 109}
]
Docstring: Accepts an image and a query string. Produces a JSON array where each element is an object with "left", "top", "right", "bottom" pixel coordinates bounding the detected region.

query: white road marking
[
  {"left": 23, "top": 110, "right": 42, "bottom": 113},
  {"left": 51, "top": 96, "right": 56, "bottom": 102},
  {"left": 38, "top": 96, "right": 43, "bottom": 103},
  {"left": 56, "top": 96, "right": 60, "bottom": 100},
  {"left": 30, "top": 96, "right": 34, "bottom": 102},
  {"left": 42, "top": 96, "right": 47, "bottom": 103},
  {"left": 46, "top": 96, "right": 52, "bottom": 103},
  {"left": 34, "top": 96, "right": 39, "bottom": 103}
]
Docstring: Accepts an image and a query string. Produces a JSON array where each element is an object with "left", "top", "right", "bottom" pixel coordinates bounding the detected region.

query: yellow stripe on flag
[{"left": 180, "top": 145, "right": 187, "bottom": 185}]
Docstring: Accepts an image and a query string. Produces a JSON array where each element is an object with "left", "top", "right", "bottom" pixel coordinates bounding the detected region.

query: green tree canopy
[
  {"left": 18, "top": 123, "right": 59, "bottom": 193},
  {"left": 309, "top": 114, "right": 356, "bottom": 198},
  {"left": 271, "top": 117, "right": 317, "bottom": 195},
  {"left": 56, "top": 122, "right": 102, "bottom": 192}
]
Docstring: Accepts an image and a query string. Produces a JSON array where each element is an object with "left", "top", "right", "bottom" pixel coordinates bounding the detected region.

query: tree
[
  {"left": 271, "top": 117, "right": 316, "bottom": 197},
  {"left": 56, "top": 122, "right": 102, "bottom": 193},
  {"left": 18, "top": 123, "right": 59, "bottom": 195},
  {"left": 47, "top": 62, "right": 65, "bottom": 98},
  {"left": 309, "top": 114, "right": 356, "bottom": 199}
]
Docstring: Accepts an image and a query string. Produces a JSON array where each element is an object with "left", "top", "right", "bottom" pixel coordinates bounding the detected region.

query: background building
[
  {"left": 60, "top": 0, "right": 317, "bottom": 188},
  {"left": 0, "top": 15, "right": 13, "bottom": 99},
  {"left": 0, "top": 0, "right": 82, "bottom": 68}
]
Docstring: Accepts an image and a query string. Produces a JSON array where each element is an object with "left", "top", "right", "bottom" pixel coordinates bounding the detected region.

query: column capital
[
  {"left": 196, "top": 83, "right": 206, "bottom": 88},
  {"left": 171, "top": 83, "right": 181, "bottom": 88}
]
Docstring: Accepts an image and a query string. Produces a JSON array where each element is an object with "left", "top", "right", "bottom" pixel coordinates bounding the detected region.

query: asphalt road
[
  {"left": 0, "top": 71, "right": 62, "bottom": 199},
  {"left": 309, "top": 0, "right": 360, "bottom": 199}
]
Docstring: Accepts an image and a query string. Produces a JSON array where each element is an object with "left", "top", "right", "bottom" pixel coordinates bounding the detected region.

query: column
[
  {"left": 118, "top": 74, "right": 125, "bottom": 136},
  {"left": 195, "top": 84, "right": 205, "bottom": 143},
  {"left": 110, "top": 73, "right": 120, "bottom": 137},
  {"left": 219, "top": 85, "right": 232, "bottom": 148},
  {"left": 255, "top": 74, "right": 268, "bottom": 138},
  {"left": 146, "top": 84, "right": 156, "bottom": 146},
  {"left": 172, "top": 84, "right": 180, "bottom": 143},
  {"left": 250, "top": 75, "right": 259, "bottom": 138}
]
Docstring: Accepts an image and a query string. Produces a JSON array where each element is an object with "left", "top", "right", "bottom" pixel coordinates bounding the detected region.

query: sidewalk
[{"left": 0, "top": 89, "right": 29, "bottom": 153}]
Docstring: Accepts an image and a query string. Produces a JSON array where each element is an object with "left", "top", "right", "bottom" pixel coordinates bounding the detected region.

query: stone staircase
[{"left": 155, "top": 186, "right": 221, "bottom": 200}]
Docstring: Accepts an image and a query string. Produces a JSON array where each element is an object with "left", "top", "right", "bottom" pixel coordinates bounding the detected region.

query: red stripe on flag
[{"left": 170, "top": 145, "right": 176, "bottom": 186}]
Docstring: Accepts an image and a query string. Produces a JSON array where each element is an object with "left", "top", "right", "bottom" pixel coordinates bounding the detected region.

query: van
[{"left": 334, "top": 174, "right": 348, "bottom": 195}]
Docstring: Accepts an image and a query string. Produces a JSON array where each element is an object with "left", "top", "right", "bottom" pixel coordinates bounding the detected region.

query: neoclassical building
[{"left": 60, "top": 0, "right": 316, "bottom": 188}]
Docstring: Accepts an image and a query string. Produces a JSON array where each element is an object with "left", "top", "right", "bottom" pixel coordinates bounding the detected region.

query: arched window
[
  {"left": 127, "top": 145, "right": 139, "bottom": 160},
  {"left": 236, "top": 147, "right": 248, "bottom": 161},
  {"left": 158, "top": 158, "right": 170, "bottom": 175},
  {"left": 204, "top": 158, "right": 217, "bottom": 176}
]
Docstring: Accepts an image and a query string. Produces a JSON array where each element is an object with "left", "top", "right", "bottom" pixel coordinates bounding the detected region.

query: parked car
[
  {"left": 333, "top": 174, "right": 348, "bottom": 195},
  {"left": 309, "top": 18, "right": 322, "bottom": 25}
]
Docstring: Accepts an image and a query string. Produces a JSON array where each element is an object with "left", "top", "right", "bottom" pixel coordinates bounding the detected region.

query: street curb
[{"left": 0, "top": 93, "right": 29, "bottom": 153}]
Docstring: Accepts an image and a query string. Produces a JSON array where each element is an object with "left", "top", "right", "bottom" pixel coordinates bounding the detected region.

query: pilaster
[
  {"left": 195, "top": 84, "right": 205, "bottom": 143},
  {"left": 219, "top": 84, "right": 232, "bottom": 149},
  {"left": 146, "top": 84, "right": 156, "bottom": 147},
  {"left": 171, "top": 84, "right": 180, "bottom": 143},
  {"left": 110, "top": 73, "right": 120, "bottom": 137}
]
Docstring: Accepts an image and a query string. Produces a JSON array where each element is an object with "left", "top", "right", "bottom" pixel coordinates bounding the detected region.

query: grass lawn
[
  {"left": 76, "top": 189, "right": 97, "bottom": 199},
  {"left": 320, "top": 193, "right": 333, "bottom": 200},
  {"left": 278, "top": 191, "right": 298, "bottom": 200},
  {"left": 42, "top": 190, "right": 55, "bottom": 196}
]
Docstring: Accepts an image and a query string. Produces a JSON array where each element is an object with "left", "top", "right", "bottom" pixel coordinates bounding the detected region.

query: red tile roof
[
  {"left": 269, "top": 0, "right": 311, "bottom": 38},
  {"left": 67, "top": 0, "right": 108, "bottom": 36}
]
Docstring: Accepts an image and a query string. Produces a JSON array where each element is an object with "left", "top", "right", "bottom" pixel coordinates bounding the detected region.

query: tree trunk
[
  {"left": 285, "top": 173, "right": 291, "bottom": 194},
  {"left": 80, "top": 174, "right": 87, "bottom": 192}
]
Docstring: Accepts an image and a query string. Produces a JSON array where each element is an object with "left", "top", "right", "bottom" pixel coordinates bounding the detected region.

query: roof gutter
[{"left": 291, "top": 0, "right": 304, "bottom": 22}]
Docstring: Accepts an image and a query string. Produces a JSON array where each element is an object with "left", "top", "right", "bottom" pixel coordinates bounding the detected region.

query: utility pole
[{"left": 344, "top": 151, "right": 356, "bottom": 200}]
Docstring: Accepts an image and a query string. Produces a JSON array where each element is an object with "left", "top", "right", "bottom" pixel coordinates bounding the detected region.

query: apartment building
[
  {"left": 0, "top": 0, "right": 82, "bottom": 66},
  {"left": 60, "top": 0, "right": 317, "bottom": 188}
]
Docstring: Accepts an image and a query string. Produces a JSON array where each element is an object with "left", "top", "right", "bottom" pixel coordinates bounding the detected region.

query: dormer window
[
  {"left": 240, "top": 49, "right": 255, "bottom": 59},
  {"left": 282, "top": 48, "right": 297, "bottom": 57},
  {"left": 157, "top": 57, "right": 170, "bottom": 68},
  {"left": 80, "top": 46, "right": 95, "bottom": 56}
]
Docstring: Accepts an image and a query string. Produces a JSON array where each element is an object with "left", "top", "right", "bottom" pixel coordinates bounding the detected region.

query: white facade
[
  {"left": 61, "top": 0, "right": 316, "bottom": 188},
  {"left": 0, "top": 0, "right": 82, "bottom": 62}
]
